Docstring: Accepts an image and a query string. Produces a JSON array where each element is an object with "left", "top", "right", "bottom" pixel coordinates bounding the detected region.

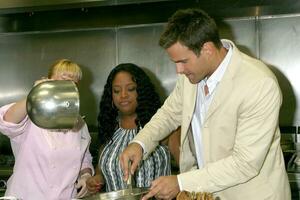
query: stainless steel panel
[
  {"left": 2, "top": 1, "right": 298, "bottom": 34},
  {"left": 1, "top": 0, "right": 300, "bottom": 17},
  {"left": 116, "top": 18, "right": 258, "bottom": 101},
  {"left": 0, "top": 0, "right": 186, "bottom": 14},
  {"left": 0, "top": 29, "right": 116, "bottom": 126},
  {"left": 220, "top": 17, "right": 257, "bottom": 57},
  {"left": 0, "top": 0, "right": 178, "bottom": 9},
  {"left": 117, "top": 24, "right": 177, "bottom": 100},
  {"left": 0, "top": 12, "right": 299, "bottom": 128},
  {"left": 259, "top": 15, "right": 300, "bottom": 126}
]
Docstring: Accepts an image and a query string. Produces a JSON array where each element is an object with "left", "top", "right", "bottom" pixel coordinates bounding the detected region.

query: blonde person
[{"left": 0, "top": 59, "right": 94, "bottom": 200}]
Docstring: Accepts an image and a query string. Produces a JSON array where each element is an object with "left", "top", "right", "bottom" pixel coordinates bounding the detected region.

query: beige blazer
[{"left": 133, "top": 40, "right": 291, "bottom": 200}]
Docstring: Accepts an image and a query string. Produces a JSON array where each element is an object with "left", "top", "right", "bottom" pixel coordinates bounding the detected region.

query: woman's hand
[
  {"left": 75, "top": 173, "right": 92, "bottom": 198},
  {"left": 86, "top": 174, "right": 104, "bottom": 194}
]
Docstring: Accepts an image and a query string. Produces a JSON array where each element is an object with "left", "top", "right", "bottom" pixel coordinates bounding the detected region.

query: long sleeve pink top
[{"left": 0, "top": 103, "right": 94, "bottom": 200}]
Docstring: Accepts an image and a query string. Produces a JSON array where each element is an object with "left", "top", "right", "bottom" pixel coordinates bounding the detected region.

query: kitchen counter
[{"left": 287, "top": 151, "right": 300, "bottom": 200}]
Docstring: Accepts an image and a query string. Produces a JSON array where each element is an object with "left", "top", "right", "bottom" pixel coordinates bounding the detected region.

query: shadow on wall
[
  {"left": 218, "top": 20, "right": 257, "bottom": 58},
  {"left": 219, "top": 19, "right": 297, "bottom": 125},
  {"left": 77, "top": 64, "right": 98, "bottom": 127},
  {"left": 142, "top": 67, "right": 169, "bottom": 102},
  {"left": 217, "top": 20, "right": 234, "bottom": 39},
  {"left": 268, "top": 65, "right": 296, "bottom": 126},
  {"left": 77, "top": 64, "right": 100, "bottom": 165}
]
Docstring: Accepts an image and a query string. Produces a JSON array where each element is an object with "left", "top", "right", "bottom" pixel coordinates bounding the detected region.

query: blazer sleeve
[{"left": 132, "top": 75, "right": 184, "bottom": 158}]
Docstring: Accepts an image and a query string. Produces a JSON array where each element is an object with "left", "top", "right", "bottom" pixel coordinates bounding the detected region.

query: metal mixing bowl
[
  {"left": 82, "top": 187, "right": 149, "bottom": 200},
  {"left": 26, "top": 80, "right": 80, "bottom": 129}
]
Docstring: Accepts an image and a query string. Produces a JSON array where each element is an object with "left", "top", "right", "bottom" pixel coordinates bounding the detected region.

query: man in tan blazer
[{"left": 120, "top": 8, "right": 291, "bottom": 200}]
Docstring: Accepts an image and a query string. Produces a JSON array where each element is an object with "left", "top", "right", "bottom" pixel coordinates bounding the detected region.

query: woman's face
[{"left": 112, "top": 71, "right": 138, "bottom": 116}]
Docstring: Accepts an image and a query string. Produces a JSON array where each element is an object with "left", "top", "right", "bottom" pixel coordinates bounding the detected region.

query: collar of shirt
[{"left": 204, "top": 40, "right": 233, "bottom": 95}]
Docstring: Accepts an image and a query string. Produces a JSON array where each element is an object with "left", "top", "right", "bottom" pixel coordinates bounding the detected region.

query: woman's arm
[
  {"left": 86, "top": 165, "right": 105, "bottom": 193},
  {"left": 86, "top": 146, "right": 105, "bottom": 193},
  {"left": 3, "top": 78, "right": 48, "bottom": 124},
  {"left": 3, "top": 98, "right": 27, "bottom": 124}
]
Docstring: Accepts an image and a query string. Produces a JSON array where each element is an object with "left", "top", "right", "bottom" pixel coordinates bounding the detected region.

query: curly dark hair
[
  {"left": 98, "top": 63, "right": 162, "bottom": 145},
  {"left": 159, "top": 8, "right": 222, "bottom": 56}
]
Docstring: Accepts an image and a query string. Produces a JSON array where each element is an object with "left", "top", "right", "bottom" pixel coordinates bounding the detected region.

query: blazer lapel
[
  {"left": 181, "top": 81, "right": 197, "bottom": 143},
  {"left": 205, "top": 78, "right": 233, "bottom": 120},
  {"left": 205, "top": 40, "right": 241, "bottom": 121}
]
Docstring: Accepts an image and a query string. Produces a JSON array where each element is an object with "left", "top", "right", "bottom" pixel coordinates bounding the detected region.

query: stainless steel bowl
[
  {"left": 26, "top": 80, "right": 80, "bottom": 129},
  {"left": 82, "top": 187, "right": 149, "bottom": 200}
]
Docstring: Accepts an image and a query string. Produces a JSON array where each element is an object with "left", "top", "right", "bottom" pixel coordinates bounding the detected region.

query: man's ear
[{"left": 201, "top": 42, "right": 214, "bottom": 56}]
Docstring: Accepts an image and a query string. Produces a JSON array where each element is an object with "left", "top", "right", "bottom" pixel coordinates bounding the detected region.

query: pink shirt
[{"left": 0, "top": 103, "right": 94, "bottom": 200}]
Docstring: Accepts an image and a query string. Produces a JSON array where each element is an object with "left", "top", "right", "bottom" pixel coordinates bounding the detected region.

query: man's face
[{"left": 166, "top": 42, "right": 210, "bottom": 84}]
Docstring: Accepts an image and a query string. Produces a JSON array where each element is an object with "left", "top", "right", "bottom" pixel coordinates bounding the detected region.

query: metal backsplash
[{"left": 0, "top": 3, "right": 299, "bottom": 127}]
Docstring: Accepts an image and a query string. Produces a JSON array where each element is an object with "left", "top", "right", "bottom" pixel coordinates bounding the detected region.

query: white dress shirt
[{"left": 191, "top": 41, "right": 233, "bottom": 169}]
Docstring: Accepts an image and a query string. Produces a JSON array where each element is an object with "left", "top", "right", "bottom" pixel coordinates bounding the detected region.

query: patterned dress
[{"left": 99, "top": 127, "right": 171, "bottom": 192}]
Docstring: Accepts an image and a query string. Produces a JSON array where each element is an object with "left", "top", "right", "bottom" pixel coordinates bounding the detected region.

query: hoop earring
[{"left": 112, "top": 101, "right": 116, "bottom": 109}]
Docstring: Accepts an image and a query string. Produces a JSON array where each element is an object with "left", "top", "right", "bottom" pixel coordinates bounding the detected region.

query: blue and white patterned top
[{"left": 99, "top": 127, "right": 171, "bottom": 192}]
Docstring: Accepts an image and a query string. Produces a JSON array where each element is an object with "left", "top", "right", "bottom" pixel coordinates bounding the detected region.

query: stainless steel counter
[{"left": 287, "top": 142, "right": 300, "bottom": 200}]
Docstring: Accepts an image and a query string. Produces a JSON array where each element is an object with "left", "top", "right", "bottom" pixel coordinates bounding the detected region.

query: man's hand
[
  {"left": 142, "top": 175, "right": 180, "bottom": 200},
  {"left": 119, "top": 143, "right": 143, "bottom": 182}
]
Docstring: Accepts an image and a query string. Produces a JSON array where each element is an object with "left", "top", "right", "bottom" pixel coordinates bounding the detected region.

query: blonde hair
[{"left": 48, "top": 59, "right": 82, "bottom": 81}]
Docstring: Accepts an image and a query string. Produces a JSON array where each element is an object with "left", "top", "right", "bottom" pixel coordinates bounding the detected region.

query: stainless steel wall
[
  {"left": 0, "top": 14, "right": 299, "bottom": 127},
  {"left": 259, "top": 14, "right": 300, "bottom": 126}
]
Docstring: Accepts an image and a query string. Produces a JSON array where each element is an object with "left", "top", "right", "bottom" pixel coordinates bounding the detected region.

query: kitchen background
[{"left": 0, "top": 0, "right": 300, "bottom": 198}]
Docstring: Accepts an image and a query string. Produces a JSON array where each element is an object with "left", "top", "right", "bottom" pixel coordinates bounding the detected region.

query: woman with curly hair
[{"left": 86, "top": 63, "right": 172, "bottom": 193}]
